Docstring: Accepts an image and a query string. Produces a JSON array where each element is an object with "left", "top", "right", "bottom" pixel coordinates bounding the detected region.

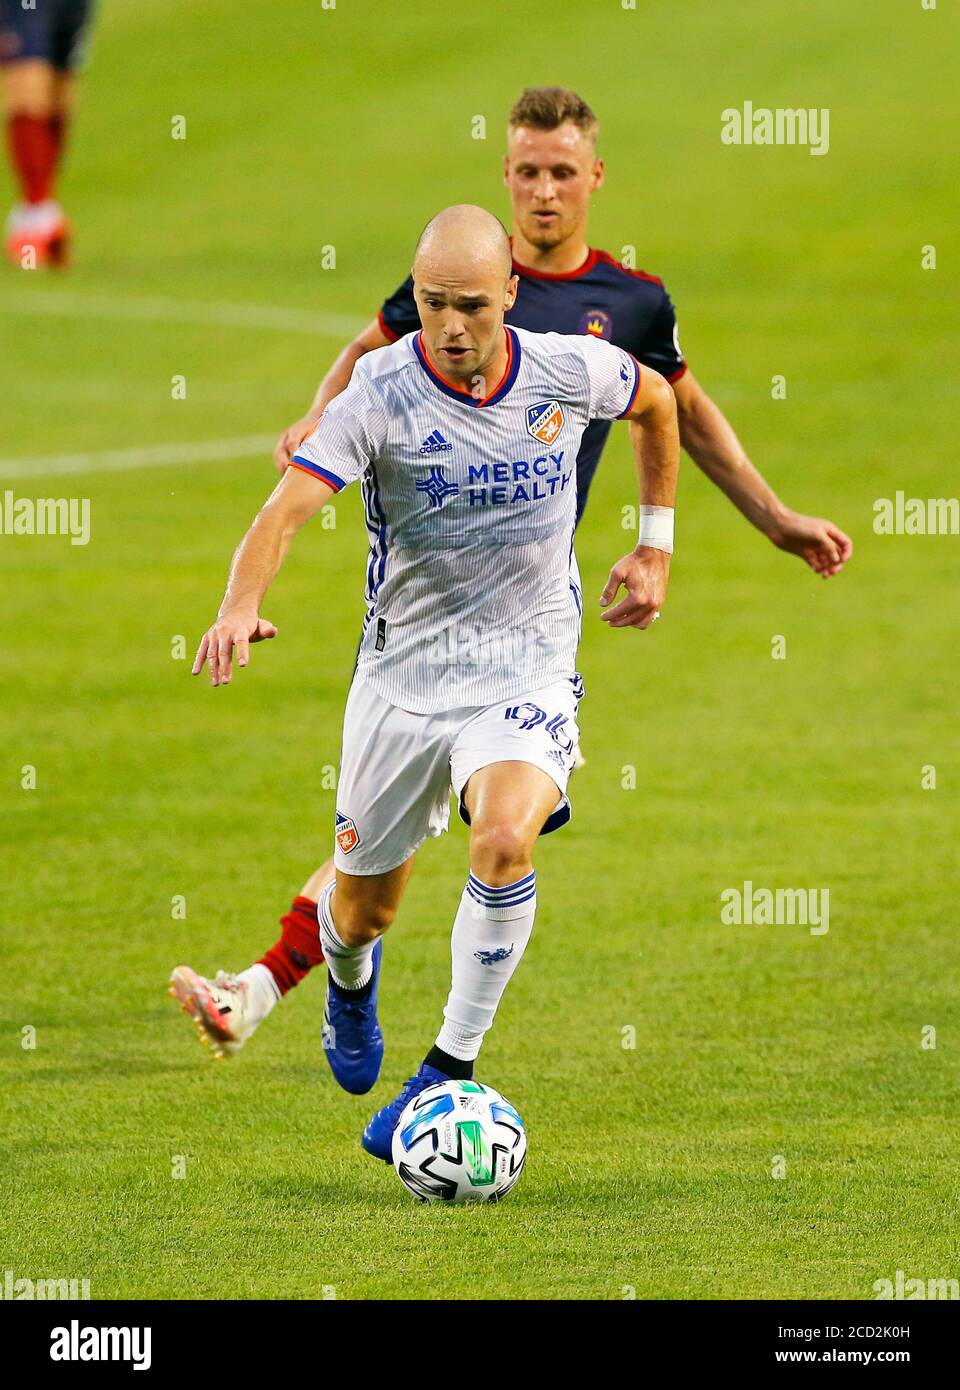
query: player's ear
[
  {"left": 591, "top": 158, "right": 605, "bottom": 192},
  {"left": 504, "top": 273, "right": 519, "bottom": 310},
  {"left": 502, "top": 155, "right": 511, "bottom": 185}
]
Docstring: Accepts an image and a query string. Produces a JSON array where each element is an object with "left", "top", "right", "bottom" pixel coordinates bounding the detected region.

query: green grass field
[{"left": 1, "top": 0, "right": 958, "bottom": 1300}]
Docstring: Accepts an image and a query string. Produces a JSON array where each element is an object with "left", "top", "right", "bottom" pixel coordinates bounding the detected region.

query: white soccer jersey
[{"left": 291, "top": 324, "right": 642, "bottom": 714}]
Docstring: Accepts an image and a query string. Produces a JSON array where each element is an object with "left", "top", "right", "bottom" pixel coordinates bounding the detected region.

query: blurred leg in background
[{"left": 1, "top": 0, "right": 95, "bottom": 267}]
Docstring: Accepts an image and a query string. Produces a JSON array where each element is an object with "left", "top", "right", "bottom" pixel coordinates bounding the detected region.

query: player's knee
[
  {"left": 469, "top": 822, "right": 533, "bottom": 883},
  {"left": 4, "top": 62, "right": 55, "bottom": 117}
]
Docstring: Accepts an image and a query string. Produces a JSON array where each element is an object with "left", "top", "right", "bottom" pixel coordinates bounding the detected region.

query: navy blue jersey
[
  {"left": 377, "top": 247, "right": 687, "bottom": 522},
  {"left": 0, "top": 0, "right": 94, "bottom": 71}
]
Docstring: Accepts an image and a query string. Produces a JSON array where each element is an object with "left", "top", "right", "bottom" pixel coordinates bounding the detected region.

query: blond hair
[{"left": 508, "top": 87, "right": 598, "bottom": 142}]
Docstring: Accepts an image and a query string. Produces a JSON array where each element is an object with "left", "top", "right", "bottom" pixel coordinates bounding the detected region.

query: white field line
[
  {"left": 2, "top": 288, "right": 367, "bottom": 337},
  {"left": 1, "top": 288, "right": 361, "bottom": 478},
  {"left": 0, "top": 434, "right": 279, "bottom": 479}
]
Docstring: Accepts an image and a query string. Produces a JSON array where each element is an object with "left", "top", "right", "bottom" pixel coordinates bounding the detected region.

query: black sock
[
  {"left": 331, "top": 973, "right": 374, "bottom": 1001},
  {"left": 424, "top": 1044, "right": 473, "bottom": 1080}
]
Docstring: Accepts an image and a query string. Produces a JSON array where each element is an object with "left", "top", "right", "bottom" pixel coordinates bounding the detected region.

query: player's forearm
[
  {"left": 678, "top": 392, "right": 785, "bottom": 535},
  {"left": 217, "top": 504, "right": 297, "bottom": 619},
  {"left": 628, "top": 381, "right": 680, "bottom": 511},
  {"left": 603, "top": 377, "right": 677, "bottom": 629}
]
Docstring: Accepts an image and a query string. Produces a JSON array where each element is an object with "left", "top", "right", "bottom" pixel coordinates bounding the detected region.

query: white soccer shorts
[{"left": 332, "top": 673, "right": 584, "bottom": 876}]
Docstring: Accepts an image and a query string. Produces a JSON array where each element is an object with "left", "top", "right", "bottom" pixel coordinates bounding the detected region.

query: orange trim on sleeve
[{"left": 288, "top": 458, "right": 343, "bottom": 491}]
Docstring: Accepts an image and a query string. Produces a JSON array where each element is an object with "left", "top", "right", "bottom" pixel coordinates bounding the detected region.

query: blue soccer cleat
[
  {"left": 322, "top": 939, "right": 384, "bottom": 1095},
  {"left": 361, "top": 1062, "right": 450, "bottom": 1162}
]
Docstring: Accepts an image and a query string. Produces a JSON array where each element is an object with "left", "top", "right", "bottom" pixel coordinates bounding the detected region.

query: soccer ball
[{"left": 391, "top": 1079, "right": 527, "bottom": 1204}]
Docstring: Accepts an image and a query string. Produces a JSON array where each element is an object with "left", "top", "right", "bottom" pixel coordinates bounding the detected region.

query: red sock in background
[
  {"left": 258, "top": 895, "right": 326, "bottom": 996},
  {"left": 48, "top": 111, "right": 69, "bottom": 172},
  {"left": 7, "top": 113, "right": 58, "bottom": 204}
]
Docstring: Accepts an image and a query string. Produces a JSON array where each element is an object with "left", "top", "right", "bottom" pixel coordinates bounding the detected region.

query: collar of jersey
[
  {"left": 510, "top": 246, "right": 598, "bottom": 281},
  {"left": 412, "top": 327, "right": 522, "bottom": 409}
]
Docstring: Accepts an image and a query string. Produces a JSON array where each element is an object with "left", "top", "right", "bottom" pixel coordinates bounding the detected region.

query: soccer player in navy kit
[
  {"left": 275, "top": 85, "right": 852, "bottom": 565},
  {"left": 0, "top": 0, "right": 95, "bottom": 266},
  {"left": 170, "top": 87, "right": 853, "bottom": 1061}
]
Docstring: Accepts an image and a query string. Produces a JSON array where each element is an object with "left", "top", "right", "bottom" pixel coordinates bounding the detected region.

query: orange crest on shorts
[{"left": 335, "top": 812, "right": 359, "bottom": 854}]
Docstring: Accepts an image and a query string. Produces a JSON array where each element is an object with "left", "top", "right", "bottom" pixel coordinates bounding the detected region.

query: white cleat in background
[{"left": 168, "top": 965, "right": 276, "bottom": 1058}]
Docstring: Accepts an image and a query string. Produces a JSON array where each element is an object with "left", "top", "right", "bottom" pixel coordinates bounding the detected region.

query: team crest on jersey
[
  {"left": 526, "top": 400, "right": 565, "bottom": 445},
  {"left": 335, "top": 812, "right": 360, "bottom": 854},
  {"left": 578, "top": 308, "right": 612, "bottom": 339}
]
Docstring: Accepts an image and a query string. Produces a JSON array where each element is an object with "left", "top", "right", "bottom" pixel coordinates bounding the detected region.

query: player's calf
[
  {"left": 361, "top": 865, "right": 539, "bottom": 1158},
  {"left": 361, "top": 771, "right": 553, "bottom": 1158},
  {"left": 429, "top": 868, "right": 538, "bottom": 1070},
  {"left": 258, "top": 893, "right": 326, "bottom": 995}
]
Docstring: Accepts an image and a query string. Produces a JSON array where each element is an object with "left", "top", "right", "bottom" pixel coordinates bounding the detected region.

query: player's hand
[
  {"left": 769, "top": 510, "right": 852, "bottom": 577},
  {"left": 273, "top": 415, "right": 318, "bottom": 474},
  {"left": 192, "top": 612, "right": 278, "bottom": 686},
  {"left": 599, "top": 547, "right": 671, "bottom": 629}
]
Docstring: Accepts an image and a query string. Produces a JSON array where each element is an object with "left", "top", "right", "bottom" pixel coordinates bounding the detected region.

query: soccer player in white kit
[{"left": 190, "top": 205, "right": 679, "bottom": 1159}]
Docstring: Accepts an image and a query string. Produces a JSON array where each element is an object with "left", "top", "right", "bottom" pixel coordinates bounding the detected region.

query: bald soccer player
[
  {"left": 179, "top": 205, "right": 679, "bottom": 1156},
  {"left": 171, "top": 88, "right": 851, "bottom": 1061}
]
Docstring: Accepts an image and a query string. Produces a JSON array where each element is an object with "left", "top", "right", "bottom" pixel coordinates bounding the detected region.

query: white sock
[
  {"left": 236, "top": 962, "right": 280, "bottom": 1026},
  {"left": 316, "top": 881, "right": 375, "bottom": 991},
  {"left": 435, "top": 871, "right": 537, "bottom": 1062}
]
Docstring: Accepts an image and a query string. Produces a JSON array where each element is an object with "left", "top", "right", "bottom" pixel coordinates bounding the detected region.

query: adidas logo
[{"left": 419, "top": 429, "right": 453, "bottom": 455}]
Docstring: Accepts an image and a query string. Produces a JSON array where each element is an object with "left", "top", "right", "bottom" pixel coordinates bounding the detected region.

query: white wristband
[{"left": 638, "top": 505, "right": 674, "bottom": 553}]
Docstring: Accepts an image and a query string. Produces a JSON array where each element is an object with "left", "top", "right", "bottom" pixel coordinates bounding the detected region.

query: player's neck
[
  {"left": 423, "top": 328, "right": 510, "bottom": 398},
  {"left": 510, "top": 228, "right": 592, "bottom": 276},
  {"left": 474, "top": 330, "right": 510, "bottom": 396}
]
